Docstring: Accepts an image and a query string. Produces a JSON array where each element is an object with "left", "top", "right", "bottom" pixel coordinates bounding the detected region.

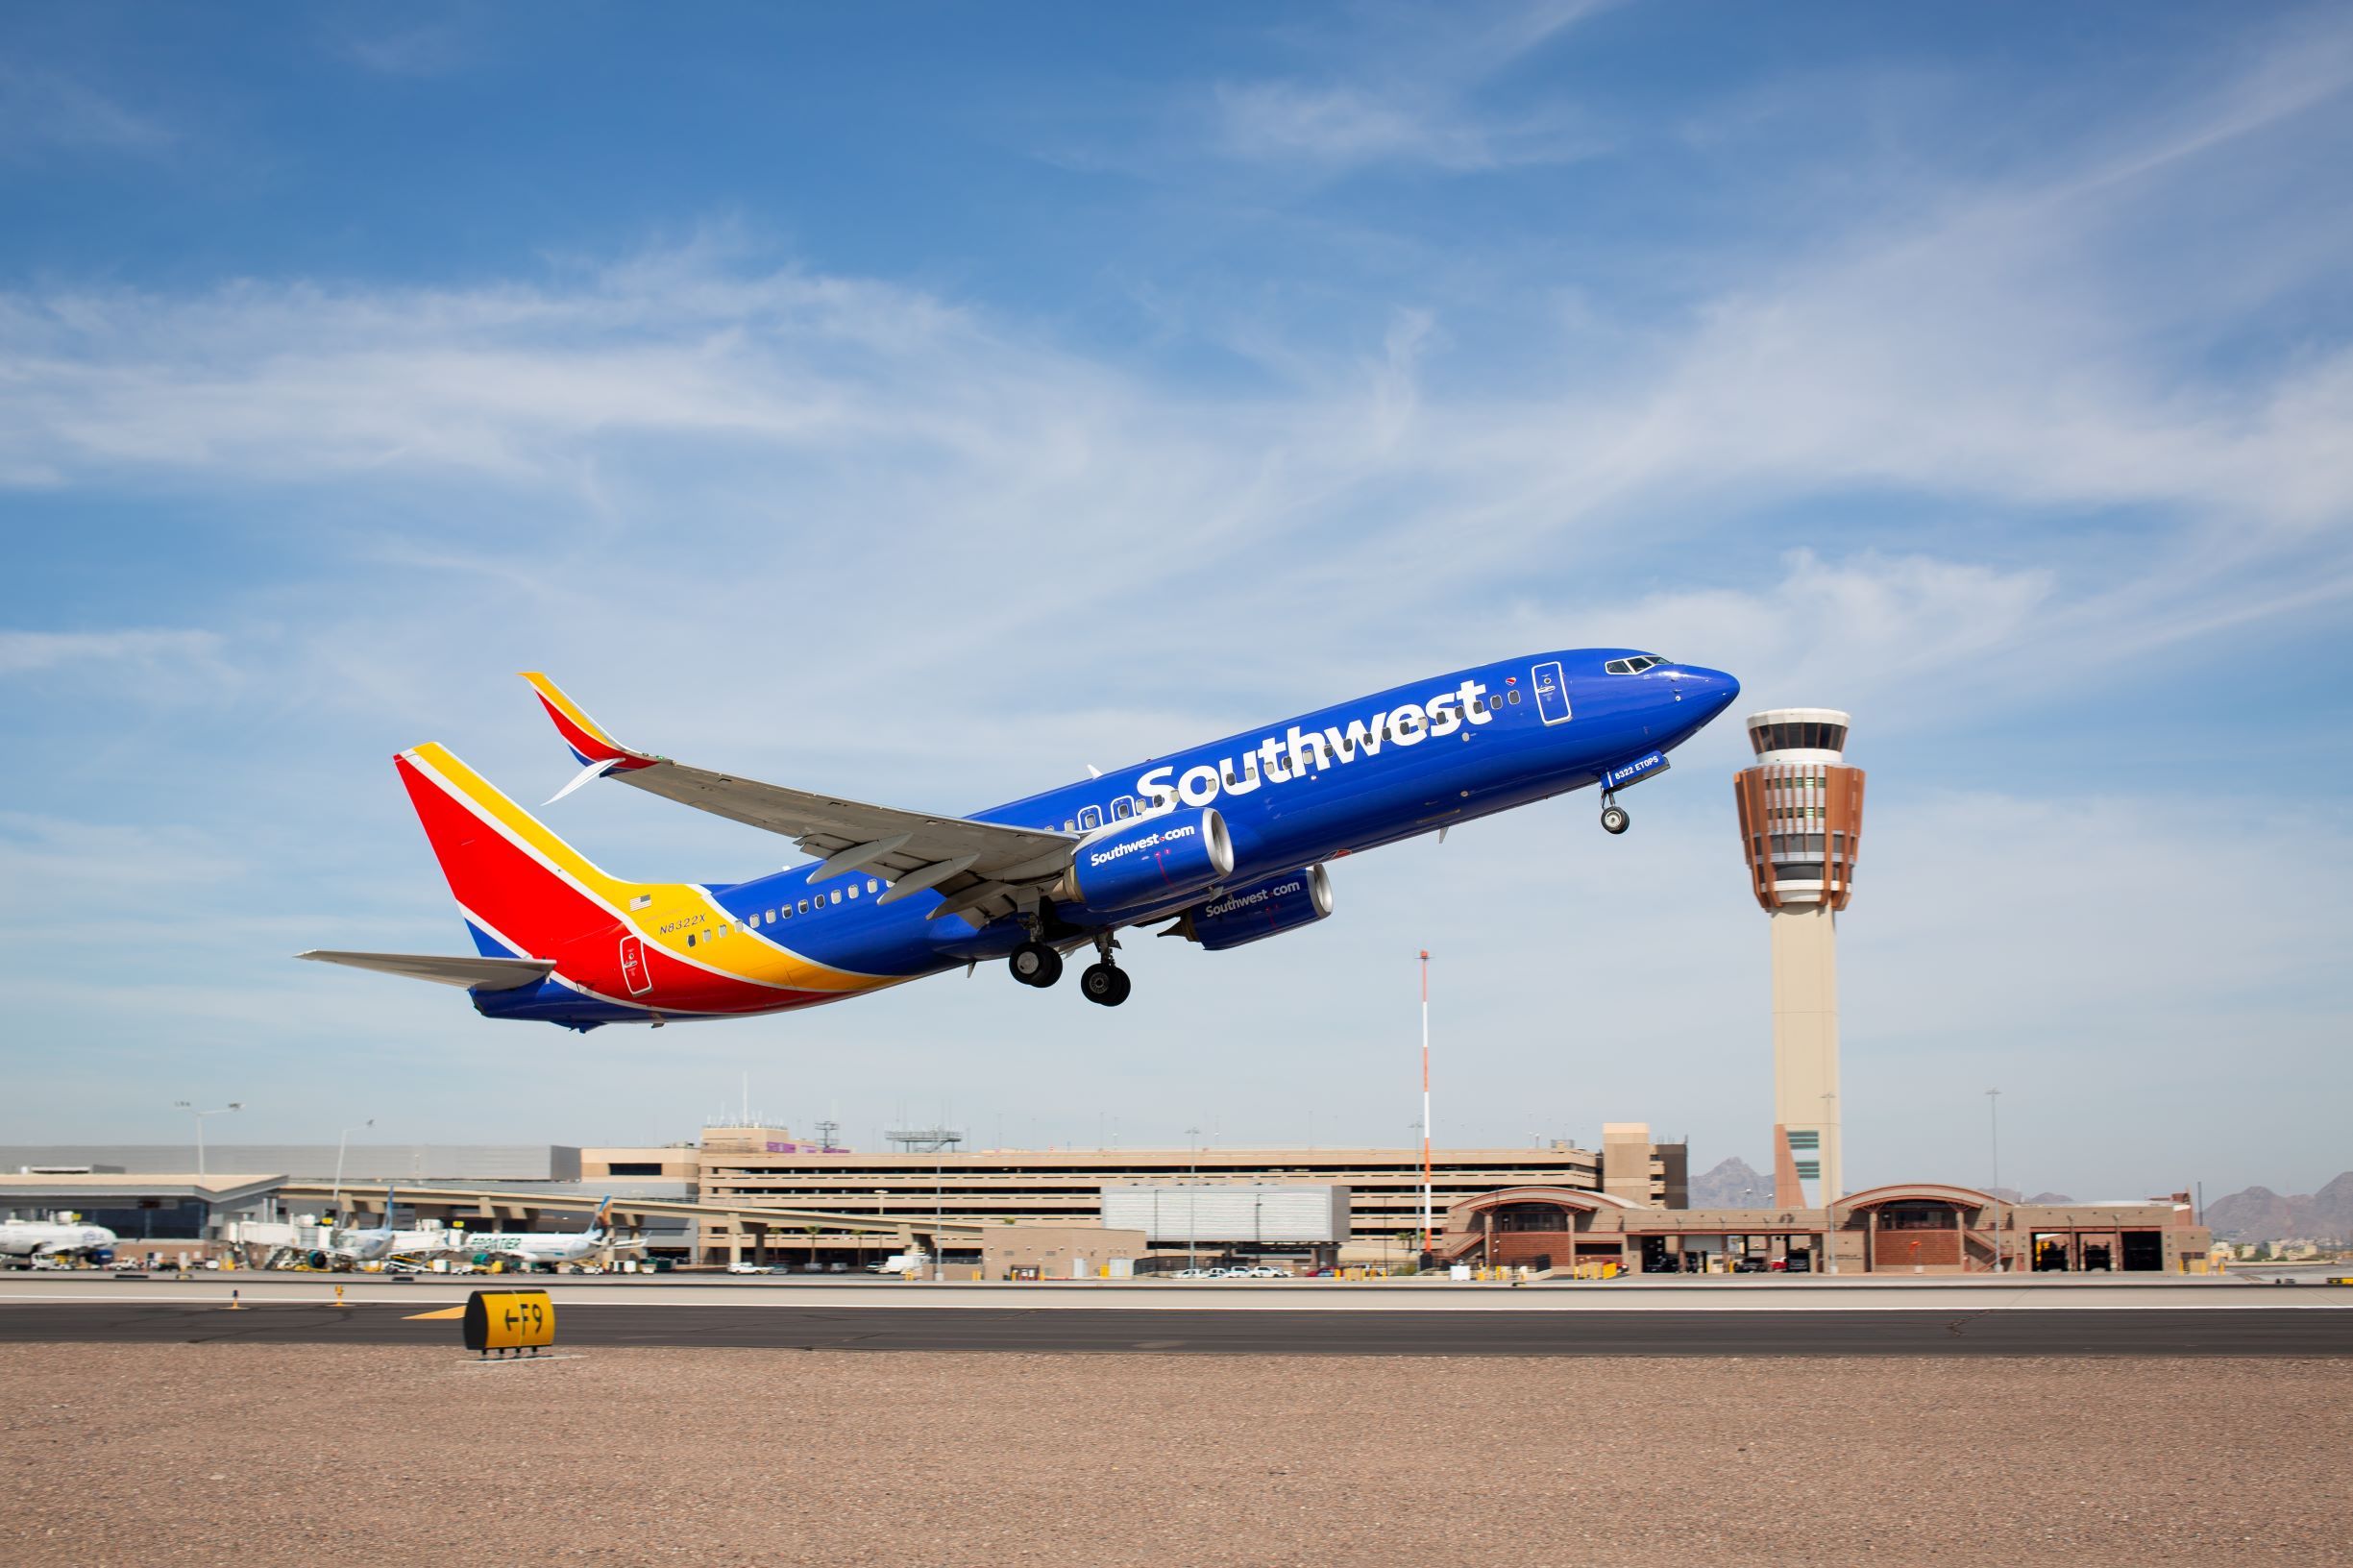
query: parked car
[
  {"left": 725, "top": 1261, "right": 762, "bottom": 1275},
  {"left": 1172, "top": 1267, "right": 1212, "bottom": 1279}
]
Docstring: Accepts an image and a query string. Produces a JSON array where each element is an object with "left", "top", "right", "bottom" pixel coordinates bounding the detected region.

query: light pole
[
  {"left": 1818, "top": 1090, "right": 1838, "bottom": 1273},
  {"left": 173, "top": 1101, "right": 241, "bottom": 1177},
  {"left": 1186, "top": 1125, "right": 1202, "bottom": 1269},
  {"left": 1987, "top": 1089, "right": 2004, "bottom": 1273},
  {"left": 1418, "top": 950, "right": 1433, "bottom": 1256},
  {"left": 331, "top": 1118, "right": 373, "bottom": 1220}
]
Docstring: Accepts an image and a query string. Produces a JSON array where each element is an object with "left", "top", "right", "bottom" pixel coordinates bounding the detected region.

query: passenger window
[
  {"left": 1114, "top": 797, "right": 1133, "bottom": 821},
  {"left": 847, "top": 884, "right": 859, "bottom": 899},
  {"left": 782, "top": 904, "right": 794, "bottom": 919},
  {"left": 1080, "top": 806, "right": 1102, "bottom": 830},
  {"left": 1064, "top": 819, "right": 1075, "bottom": 832},
  {"left": 766, "top": 910, "right": 776, "bottom": 923},
  {"left": 867, "top": 878, "right": 879, "bottom": 894},
  {"left": 1507, "top": 690, "right": 1521, "bottom": 704},
  {"left": 686, "top": 934, "right": 697, "bottom": 947},
  {"left": 829, "top": 891, "right": 841, "bottom": 905},
  {"left": 797, "top": 898, "right": 809, "bottom": 915}
]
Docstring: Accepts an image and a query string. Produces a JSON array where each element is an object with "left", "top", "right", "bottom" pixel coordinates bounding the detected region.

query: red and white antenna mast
[{"left": 1419, "top": 948, "right": 1433, "bottom": 1255}]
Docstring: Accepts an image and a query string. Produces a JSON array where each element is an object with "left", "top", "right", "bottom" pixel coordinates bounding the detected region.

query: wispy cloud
[
  {"left": 1210, "top": 80, "right": 1588, "bottom": 171},
  {"left": 1204, "top": 0, "right": 1611, "bottom": 171},
  {"left": 333, "top": 22, "right": 478, "bottom": 79},
  {"left": 0, "top": 63, "right": 171, "bottom": 159},
  {"left": 0, "top": 628, "right": 227, "bottom": 679}
]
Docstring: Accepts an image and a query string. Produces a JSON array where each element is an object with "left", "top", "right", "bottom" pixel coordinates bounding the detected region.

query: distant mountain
[
  {"left": 1688, "top": 1156, "right": 1769, "bottom": 1208},
  {"left": 2205, "top": 1173, "right": 2353, "bottom": 1242}
]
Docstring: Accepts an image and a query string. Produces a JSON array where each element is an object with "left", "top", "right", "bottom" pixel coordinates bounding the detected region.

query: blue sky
[{"left": 3, "top": 2, "right": 2347, "bottom": 1198}]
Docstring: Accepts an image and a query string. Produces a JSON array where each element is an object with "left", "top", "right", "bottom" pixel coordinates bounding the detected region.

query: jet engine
[
  {"left": 1170, "top": 864, "right": 1333, "bottom": 950},
  {"left": 1059, "top": 808, "right": 1235, "bottom": 917}
]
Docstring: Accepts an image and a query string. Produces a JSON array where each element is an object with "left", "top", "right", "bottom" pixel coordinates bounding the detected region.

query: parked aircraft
[
  {"left": 309, "top": 1188, "right": 414, "bottom": 1270},
  {"left": 0, "top": 1219, "right": 117, "bottom": 1266},
  {"left": 453, "top": 1198, "right": 648, "bottom": 1271},
  {"left": 302, "top": 651, "right": 1738, "bottom": 1027}
]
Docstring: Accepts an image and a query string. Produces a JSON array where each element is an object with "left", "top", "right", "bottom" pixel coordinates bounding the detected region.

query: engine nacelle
[
  {"left": 1175, "top": 864, "right": 1333, "bottom": 951},
  {"left": 1061, "top": 808, "right": 1235, "bottom": 917}
]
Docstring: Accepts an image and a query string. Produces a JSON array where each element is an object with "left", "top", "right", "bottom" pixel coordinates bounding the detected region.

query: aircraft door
[
  {"left": 618, "top": 934, "right": 652, "bottom": 995},
  {"left": 1531, "top": 661, "right": 1573, "bottom": 725}
]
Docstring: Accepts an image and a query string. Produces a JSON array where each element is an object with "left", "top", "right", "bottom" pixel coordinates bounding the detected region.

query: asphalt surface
[{"left": 2, "top": 1300, "right": 2346, "bottom": 1355}]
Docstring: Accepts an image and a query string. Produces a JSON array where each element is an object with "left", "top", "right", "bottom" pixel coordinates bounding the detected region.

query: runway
[{"left": 2, "top": 1300, "right": 2345, "bottom": 1356}]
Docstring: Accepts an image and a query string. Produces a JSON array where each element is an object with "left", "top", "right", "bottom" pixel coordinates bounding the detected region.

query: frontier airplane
[
  {"left": 302, "top": 652, "right": 1738, "bottom": 1028},
  {"left": 452, "top": 1198, "right": 651, "bottom": 1272}
]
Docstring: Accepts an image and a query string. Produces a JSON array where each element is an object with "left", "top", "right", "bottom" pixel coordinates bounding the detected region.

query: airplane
[
  {"left": 309, "top": 1188, "right": 416, "bottom": 1270},
  {"left": 0, "top": 1218, "right": 118, "bottom": 1267},
  {"left": 301, "top": 650, "right": 1738, "bottom": 1028},
  {"left": 452, "top": 1197, "right": 650, "bottom": 1272}
]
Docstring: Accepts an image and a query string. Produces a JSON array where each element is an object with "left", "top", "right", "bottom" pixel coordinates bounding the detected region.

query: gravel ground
[{"left": 2, "top": 1344, "right": 2346, "bottom": 1567}]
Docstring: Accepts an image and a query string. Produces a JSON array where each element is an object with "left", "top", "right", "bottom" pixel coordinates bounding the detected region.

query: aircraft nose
[{"left": 1675, "top": 665, "right": 1741, "bottom": 712}]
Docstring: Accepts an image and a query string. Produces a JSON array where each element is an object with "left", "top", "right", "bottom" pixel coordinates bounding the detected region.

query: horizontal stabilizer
[{"left": 297, "top": 950, "right": 555, "bottom": 992}]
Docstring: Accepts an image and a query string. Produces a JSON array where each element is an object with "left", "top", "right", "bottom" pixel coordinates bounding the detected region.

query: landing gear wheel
[
  {"left": 1600, "top": 803, "right": 1630, "bottom": 835},
  {"left": 1080, "top": 962, "right": 1131, "bottom": 1007},
  {"left": 1009, "top": 941, "right": 1063, "bottom": 988}
]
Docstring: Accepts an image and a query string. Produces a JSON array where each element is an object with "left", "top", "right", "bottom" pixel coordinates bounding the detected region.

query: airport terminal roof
[{"left": 0, "top": 1173, "right": 286, "bottom": 1208}]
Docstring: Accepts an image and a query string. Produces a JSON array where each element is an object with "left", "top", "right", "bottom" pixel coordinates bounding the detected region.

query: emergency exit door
[{"left": 618, "top": 934, "right": 652, "bottom": 994}]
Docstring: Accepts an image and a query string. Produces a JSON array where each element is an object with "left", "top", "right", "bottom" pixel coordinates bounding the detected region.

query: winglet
[{"left": 519, "top": 673, "right": 659, "bottom": 773}]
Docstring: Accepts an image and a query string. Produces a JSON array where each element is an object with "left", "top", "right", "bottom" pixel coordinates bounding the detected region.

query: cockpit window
[{"left": 1604, "top": 654, "right": 1667, "bottom": 674}]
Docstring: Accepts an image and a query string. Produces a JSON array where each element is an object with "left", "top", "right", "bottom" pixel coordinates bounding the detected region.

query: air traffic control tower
[{"left": 1732, "top": 709, "right": 1865, "bottom": 1208}]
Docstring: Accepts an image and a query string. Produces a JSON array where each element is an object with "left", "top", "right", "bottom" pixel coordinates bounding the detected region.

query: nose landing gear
[{"left": 1600, "top": 794, "right": 1630, "bottom": 835}]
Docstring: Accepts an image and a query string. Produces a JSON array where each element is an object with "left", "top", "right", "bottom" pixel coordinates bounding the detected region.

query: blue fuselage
[{"left": 478, "top": 649, "right": 1737, "bottom": 1024}]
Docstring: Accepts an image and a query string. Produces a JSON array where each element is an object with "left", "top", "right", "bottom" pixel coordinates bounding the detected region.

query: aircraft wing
[
  {"left": 297, "top": 951, "right": 556, "bottom": 991},
  {"left": 522, "top": 673, "right": 1079, "bottom": 928}
]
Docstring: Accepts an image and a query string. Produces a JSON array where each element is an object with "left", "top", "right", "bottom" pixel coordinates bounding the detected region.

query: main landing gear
[
  {"left": 1080, "top": 932, "right": 1131, "bottom": 1009},
  {"left": 1600, "top": 793, "right": 1630, "bottom": 835},
  {"left": 1009, "top": 940, "right": 1063, "bottom": 989},
  {"left": 1010, "top": 930, "right": 1131, "bottom": 1006}
]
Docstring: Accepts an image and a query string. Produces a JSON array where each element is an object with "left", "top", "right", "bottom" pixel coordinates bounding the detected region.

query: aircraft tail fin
[
  {"left": 588, "top": 1195, "right": 614, "bottom": 1239},
  {"left": 394, "top": 744, "right": 633, "bottom": 962}
]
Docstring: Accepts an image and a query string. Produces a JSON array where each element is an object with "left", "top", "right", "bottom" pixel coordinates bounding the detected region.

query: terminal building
[
  {"left": 4, "top": 1125, "right": 1689, "bottom": 1270},
  {"left": 632, "top": 1122, "right": 1689, "bottom": 1267},
  {"left": 5, "top": 1126, "right": 2211, "bottom": 1276}
]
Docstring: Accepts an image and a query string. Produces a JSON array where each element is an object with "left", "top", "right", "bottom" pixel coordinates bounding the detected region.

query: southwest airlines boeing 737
[{"left": 301, "top": 652, "right": 1737, "bottom": 1027}]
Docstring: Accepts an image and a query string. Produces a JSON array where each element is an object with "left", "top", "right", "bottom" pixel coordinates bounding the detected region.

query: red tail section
[{"left": 395, "top": 743, "right": 627, "bottom": 963}]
